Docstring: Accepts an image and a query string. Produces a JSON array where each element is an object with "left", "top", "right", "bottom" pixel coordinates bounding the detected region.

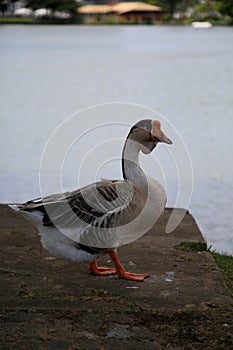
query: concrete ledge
[{"left": 0, "top": 205, "right": 232, "bottom": 349}]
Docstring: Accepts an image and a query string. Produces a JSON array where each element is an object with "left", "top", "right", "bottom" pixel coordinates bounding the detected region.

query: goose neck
[{"left": 122, "top": 139, "right": 148, "bottom": 195}]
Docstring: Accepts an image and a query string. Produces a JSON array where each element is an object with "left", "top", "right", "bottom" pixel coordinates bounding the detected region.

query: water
[{"left": 0, "top": 25, "right": 233, "bottom": 255}]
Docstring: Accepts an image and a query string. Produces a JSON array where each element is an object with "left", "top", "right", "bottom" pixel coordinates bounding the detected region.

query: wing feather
[
  {"left": 20, "top": 179, "right": 141, "bottom": 229},
  {"left": 19, "top": 178, "right": 149, "bottom": 249}
]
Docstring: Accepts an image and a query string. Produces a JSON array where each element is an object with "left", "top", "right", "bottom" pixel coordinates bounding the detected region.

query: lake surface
[{"left": 0, "top": 25, "right": 233, "bottom": 254}]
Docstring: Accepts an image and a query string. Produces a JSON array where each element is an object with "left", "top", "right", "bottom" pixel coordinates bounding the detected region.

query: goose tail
[
  {"left": 7, "top": 198, "right": 42, "bottom": 211},
  {"left": 7, "top": 203, "right": 25, "bottom": 211}
]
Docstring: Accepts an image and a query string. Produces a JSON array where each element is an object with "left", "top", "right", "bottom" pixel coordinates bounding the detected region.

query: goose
[{"left": 12, "top": 119, "right": 172, "bottom": 281}]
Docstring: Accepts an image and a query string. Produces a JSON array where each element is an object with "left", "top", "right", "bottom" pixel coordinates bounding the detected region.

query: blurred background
[{"left": 1, "top": 1, "right": 233, "bottom": 254}]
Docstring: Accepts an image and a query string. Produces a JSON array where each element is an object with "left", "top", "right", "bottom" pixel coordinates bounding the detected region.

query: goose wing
[{"left": 19, "top": 179, "right": 144, "bottom": 248}]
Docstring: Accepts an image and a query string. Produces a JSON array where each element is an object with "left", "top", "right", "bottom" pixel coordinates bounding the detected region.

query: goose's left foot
[
  {"left": 117, "top": 271, "right": 149, "bottom": 281},
  {"left": 88, "top": 260, "right": 116, "bottom": 276},
  {"left": 108, "top": 250, "right": 149, "bottom": 282}
]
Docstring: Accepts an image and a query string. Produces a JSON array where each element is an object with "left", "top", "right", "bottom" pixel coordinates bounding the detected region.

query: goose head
[{"left": 128, "top": 119, "right": 172, "bottom": 154}]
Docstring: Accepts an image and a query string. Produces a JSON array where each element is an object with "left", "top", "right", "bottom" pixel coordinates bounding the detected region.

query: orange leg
[
  {"left": 108, "top": 250, "right": 149, "bottom": 282},
  {"left": 88, "top": 260, "right": 116, "bottom": 276}
]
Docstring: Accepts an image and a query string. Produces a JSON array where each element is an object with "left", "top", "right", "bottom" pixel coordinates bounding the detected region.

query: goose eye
[{"left": 151, "top": 135, "right": 159, "bottom": 142}]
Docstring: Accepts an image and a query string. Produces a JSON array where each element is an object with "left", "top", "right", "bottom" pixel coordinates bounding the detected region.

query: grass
[
  {"left": 174, "top": 241, "right": 233, "bottom": 297},
  {"left": 0, "top": 16, "right": 34, "bottom": 24},
  {"left": 0, "top": 16, "right": 81, "bottom": 25},
  {"left": 211, "top": 252, "right": 233, "bottom": 297},
  {"left": 174, "top": 241, "right": 207, "bottom": 252}
]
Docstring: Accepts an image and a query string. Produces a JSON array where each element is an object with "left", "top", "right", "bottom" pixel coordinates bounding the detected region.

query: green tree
[
  {"left": 144, "top": 1, "right": 233, "bottom": 19},
  {"left": 26, "top": 0, "right": 78, "bottom": 14},
  {"left": 216, "top": 0, "right": 233, "bottom": 18},
  {"left": 0, "top": 1, "right": 8, "bottom": 15}
]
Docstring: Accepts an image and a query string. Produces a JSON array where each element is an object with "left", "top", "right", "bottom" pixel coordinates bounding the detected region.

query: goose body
[{"left": 13, "top": 119, "right": 172, "bottom": 281}]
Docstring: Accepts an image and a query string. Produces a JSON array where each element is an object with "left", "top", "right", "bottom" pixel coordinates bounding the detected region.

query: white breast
[{"left": 113, "top": 176, "right": 166, "bottom": 246}]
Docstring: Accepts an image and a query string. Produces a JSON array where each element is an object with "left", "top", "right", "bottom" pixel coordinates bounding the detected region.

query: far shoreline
[{"left": 0, "top": 16, "right": 232, "bottom": 26}]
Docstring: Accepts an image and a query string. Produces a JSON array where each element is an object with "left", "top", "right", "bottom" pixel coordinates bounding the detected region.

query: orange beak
[{"left": 151, "top": 120, "right": 172, "bottom": 144}]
